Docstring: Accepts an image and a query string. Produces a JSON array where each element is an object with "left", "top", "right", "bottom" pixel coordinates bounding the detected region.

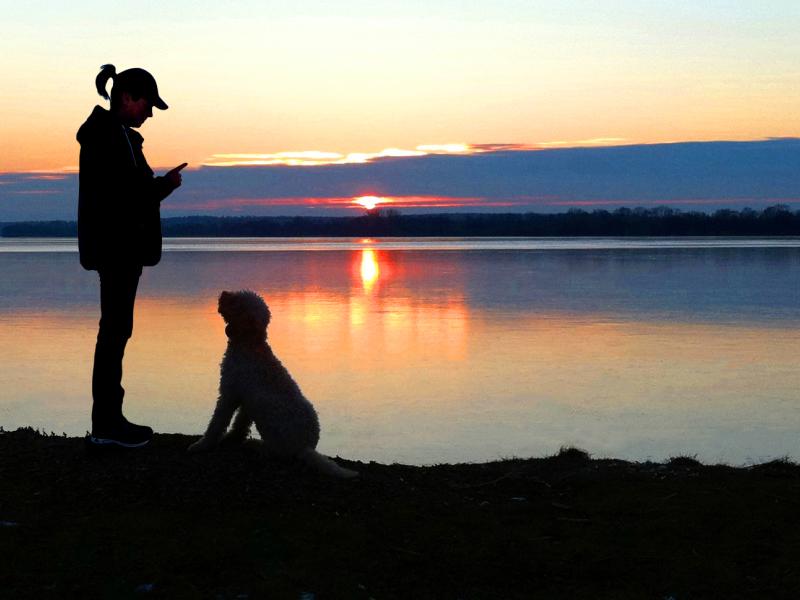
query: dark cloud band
[{"left": 2, "top": 139, "right": 799, "bottom": 220}]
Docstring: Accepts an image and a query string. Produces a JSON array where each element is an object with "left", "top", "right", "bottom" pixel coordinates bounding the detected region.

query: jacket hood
[{"left": 77, "top": 105, "right": 143, "bottom": 146}]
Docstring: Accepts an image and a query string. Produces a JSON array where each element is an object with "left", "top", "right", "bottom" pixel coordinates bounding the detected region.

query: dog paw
[
  {"left": 187, "top": 439, "right": 210, "bottom": 453},
  {"left": 219, "top": 433, "right": 245, "bottom": 448}
]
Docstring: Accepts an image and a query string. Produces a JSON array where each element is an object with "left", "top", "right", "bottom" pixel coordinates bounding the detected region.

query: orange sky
[{"left": 2, "top": 3, "right": 800, "bottom": 173}]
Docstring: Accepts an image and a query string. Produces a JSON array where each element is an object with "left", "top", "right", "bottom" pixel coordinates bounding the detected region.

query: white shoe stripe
[{"left": 89, "top": 436, "right": 150, "bottom": 448}]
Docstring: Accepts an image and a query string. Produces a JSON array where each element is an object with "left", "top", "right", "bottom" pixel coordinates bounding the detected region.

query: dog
[{"left": 188, "top": 290, "right": 358, "bottom": 479}]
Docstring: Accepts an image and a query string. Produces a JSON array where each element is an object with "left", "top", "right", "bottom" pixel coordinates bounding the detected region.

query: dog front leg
[
  {"left": 221, "top": 408, "right": 253, "bottom": 446},
  {"left": 188, "top": 393, "right": 239, "bottom": 452}
]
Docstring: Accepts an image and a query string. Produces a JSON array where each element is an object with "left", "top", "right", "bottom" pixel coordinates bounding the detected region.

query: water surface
[{"left": 1, "top": 237, "right": 798, "bottom": 465}]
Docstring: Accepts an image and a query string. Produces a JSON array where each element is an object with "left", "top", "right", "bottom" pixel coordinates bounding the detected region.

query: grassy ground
[{"left": 2, "top": 427, "right": 800, "bottom": 599}]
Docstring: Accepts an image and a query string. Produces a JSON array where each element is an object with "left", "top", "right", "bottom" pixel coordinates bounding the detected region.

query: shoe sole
[{"left": 87, "top": 435, "right": 150, "bottom": 449}]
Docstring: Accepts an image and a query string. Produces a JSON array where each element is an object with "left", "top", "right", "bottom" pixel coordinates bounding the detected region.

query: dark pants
[{"left": 92, "top": 266, "right": 142, "bottom": 429}]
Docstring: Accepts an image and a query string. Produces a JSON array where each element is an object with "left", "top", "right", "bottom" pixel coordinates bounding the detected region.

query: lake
[{"left": 1, "top": 237, "right": 799, "bottom": 465}]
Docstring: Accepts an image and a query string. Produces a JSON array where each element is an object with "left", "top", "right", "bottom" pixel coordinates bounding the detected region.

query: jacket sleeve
[{"left": 149, "top": 175, "right": 175, "bottom": 203}]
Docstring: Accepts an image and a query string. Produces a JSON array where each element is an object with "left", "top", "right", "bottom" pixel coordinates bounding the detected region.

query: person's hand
[{"left": 165, "top": 162, "right": 188, "bottom": 189}]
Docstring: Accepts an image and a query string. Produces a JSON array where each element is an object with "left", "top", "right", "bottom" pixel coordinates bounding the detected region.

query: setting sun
[{"left": 354, "top": 196, "right": 388, "bottom": 211}]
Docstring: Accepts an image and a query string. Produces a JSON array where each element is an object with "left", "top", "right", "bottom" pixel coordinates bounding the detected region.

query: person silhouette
[{"left": 77, "top": 64, "right": 186, "bottom": 448}]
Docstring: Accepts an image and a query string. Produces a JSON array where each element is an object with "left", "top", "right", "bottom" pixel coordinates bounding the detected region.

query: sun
[{"left": 354, "top": 196, "right": 388, "bottom": 211}]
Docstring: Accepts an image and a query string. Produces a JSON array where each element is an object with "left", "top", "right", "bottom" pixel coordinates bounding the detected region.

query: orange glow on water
[{"left": 360, "top": 248, "right": 380, "bottom": 291}]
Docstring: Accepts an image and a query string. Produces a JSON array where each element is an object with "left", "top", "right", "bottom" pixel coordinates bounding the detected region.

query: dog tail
[{"left": 299, "top": 448, "right": 359, "bottom": 479}]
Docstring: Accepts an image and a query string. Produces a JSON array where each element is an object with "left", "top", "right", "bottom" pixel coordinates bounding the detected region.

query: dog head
[{"left": 218, "top": 290, "right": 271, "bottom": 343}]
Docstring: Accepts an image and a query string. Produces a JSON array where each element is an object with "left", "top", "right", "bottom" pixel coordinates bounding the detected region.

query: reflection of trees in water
[{"left": 458, "top": 247, "right": 800, "bottom": 324}]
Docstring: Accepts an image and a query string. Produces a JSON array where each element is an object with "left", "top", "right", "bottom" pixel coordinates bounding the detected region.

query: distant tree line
[{"left": 3, "top": 205, "right": 800, "bottom": 237}]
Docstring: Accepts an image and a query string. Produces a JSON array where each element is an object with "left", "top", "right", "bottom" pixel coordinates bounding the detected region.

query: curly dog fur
[{"left": 188, "top": 290, "right": 357, "bottom": 478}]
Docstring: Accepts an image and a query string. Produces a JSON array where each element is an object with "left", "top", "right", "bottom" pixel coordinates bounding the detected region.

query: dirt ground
[{"left": 2, "top": 427, "right": 800, "bottom": 599}]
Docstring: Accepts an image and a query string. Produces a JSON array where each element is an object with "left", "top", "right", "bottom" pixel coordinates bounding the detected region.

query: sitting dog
[{"left": 188, "top": 290, "right": 358, "bottom": 479}]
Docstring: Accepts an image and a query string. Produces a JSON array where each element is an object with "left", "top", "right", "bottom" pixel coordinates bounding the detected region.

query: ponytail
[{"left": 95, "top": 64, "right": 116, "bottom": 101}]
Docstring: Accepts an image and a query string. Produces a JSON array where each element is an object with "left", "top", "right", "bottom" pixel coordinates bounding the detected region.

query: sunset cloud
[
  {"left": 163, "top": 195, "right": 499, "bottom": 214},
  {"left": 202, "top": 143, "right": 478, "bottom": 167},
  {"left": 201, "top": 139, "right": 631, "bottom": 168}
]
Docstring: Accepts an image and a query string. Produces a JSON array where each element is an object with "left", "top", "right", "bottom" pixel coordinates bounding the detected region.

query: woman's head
[{"left": 95, "top": 64, "right": 168, "bottom": 127}]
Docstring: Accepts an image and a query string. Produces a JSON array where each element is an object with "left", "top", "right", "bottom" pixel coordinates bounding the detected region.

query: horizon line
[{"left": 2, "top": 203, "right": 799, "bottom": 226}]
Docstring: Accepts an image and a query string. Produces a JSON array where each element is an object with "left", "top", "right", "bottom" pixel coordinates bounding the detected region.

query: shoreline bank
[{"left": 3, "top": 427, "right": 800, "bottom": 597}]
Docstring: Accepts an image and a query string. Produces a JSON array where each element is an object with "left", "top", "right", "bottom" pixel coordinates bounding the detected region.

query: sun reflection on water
[{"left": 360, "top": 248, "right": 380, "bottom": 292}]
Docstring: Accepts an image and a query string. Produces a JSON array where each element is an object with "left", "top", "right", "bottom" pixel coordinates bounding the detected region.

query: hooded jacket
[{"left": 77, "top": 105, "right": 172, "bottom": 271}]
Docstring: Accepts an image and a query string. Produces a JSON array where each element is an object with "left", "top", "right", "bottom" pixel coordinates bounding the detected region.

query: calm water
[{"left": 1, "top": 237, "right": 799, "bottom": 465}]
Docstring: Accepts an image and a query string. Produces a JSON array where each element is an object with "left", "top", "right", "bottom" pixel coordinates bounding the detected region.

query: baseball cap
[{"left": 115, "top": 67, "right": 168, "bottom": 110}]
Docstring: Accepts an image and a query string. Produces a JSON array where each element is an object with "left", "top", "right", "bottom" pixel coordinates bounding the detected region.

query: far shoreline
[{"left": 3, "top": 205, "right": 800, "bottom": 238}]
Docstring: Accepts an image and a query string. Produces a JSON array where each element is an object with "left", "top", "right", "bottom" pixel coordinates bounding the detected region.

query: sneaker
[{"left": 88, "top": 419, "right": 153, "bottom": 448}]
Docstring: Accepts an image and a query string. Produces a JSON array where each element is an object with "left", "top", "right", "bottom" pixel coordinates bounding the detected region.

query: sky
[
  {"left": 3, "top": 139, "right": 799, "bottom": 219},
  {"left": 2, "top": 1, "right": 800, "bottom": 217}
]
